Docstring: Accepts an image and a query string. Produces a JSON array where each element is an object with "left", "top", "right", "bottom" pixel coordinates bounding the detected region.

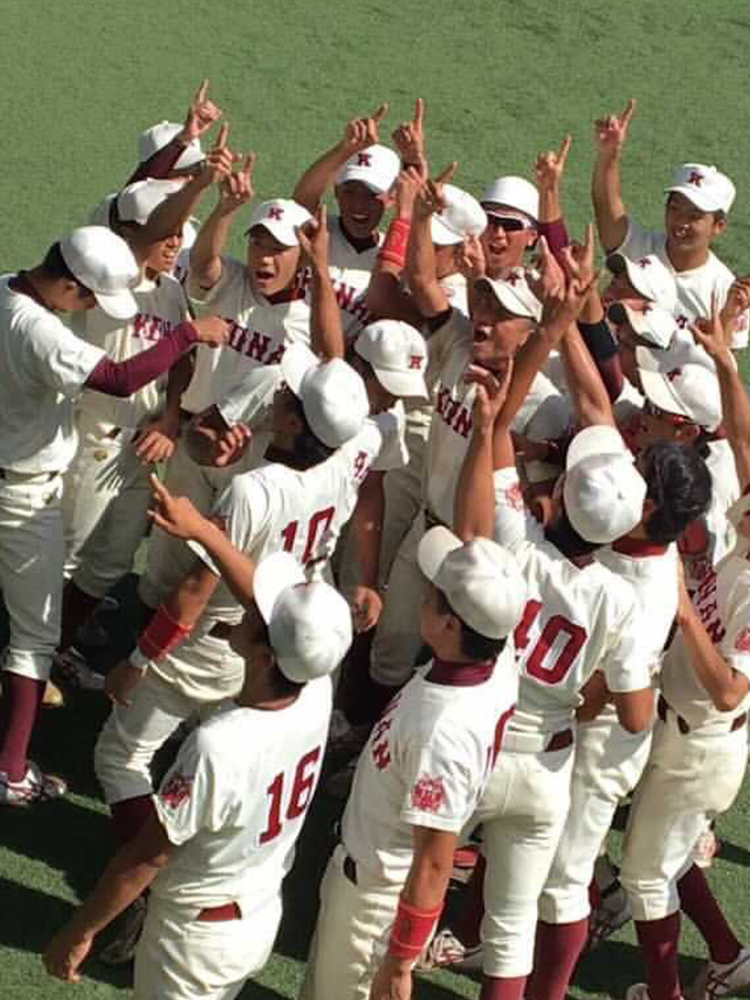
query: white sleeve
[
  {"left": 28, "top": 316, "right": 106, "bottom": 398},
  {"left": 493, "top": 468, "right": 542, "bottom": 552},
  {"left": 723, "top": 570, "right": 750, "bottom": 680},
  {"left": 601, "top": 593, "right": 653, "bottom": 693},
  {"left": 399, "top": 732, "right": 479, "bottom": 834},
  {"left": 154, "top": 730, "right": 238, "bottom": 845},
  {"left": 188, "top": 255, "right": 244, "bottom": 307},
  {"left": 369, "top": 404, "right": 409, "bottom": 472},
  {"left": 217, "top": 366, "right": 283, "bottom": 427},
  {"left": 615, "top": 218, "right": 659, "bottom": 259},
  {"left": 187, "top": 474, "right": 271, "bottom": 573}
]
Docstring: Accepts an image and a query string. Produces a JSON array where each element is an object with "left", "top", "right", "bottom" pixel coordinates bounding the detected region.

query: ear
[
  {"left": 712, "top": 215, "right": 728, "bottom": 238},
  {"left": 641, "top": 496, "right": 658, "bottom": 524},
  {"left": 676, "top": 423, "right": 701, "bottom": 445}
]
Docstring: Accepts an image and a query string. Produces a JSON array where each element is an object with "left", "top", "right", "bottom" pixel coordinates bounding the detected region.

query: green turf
[{"left": 2, "top": 1, "right": 750, "bottom": 998}]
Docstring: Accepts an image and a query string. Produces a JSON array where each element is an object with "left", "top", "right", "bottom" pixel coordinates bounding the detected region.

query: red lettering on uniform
[
  {"left": 259, "top": 745, "right": 324, "bottom": 844},
  {"left": 435, "top": 386, "right": 450, "bottom": 417},
  {"left": 357, "top": 152, "right": 372, "bottom": 167},
  {"left": 266, "top": 344, "right": 286, "bottom": 365},
  {"left": 160, "top": 772, "right": 194, "bottom": 809},
  {"left": 268, "top": 206, "right": 284, "bottom": 220},
  {"left": 409, "top": 355, "right": 424, "bottom": 370},
  {"left": 735, "top": 627, "right": 750, "bottom": 653},
  {"left": 637, "top": 257, "right": 652, "bottom": 268},
  {"left": 372, "top": 739, "right": 391, "bottom": 771},
  {"left": 280, "top": 506, "right": 336, "bottom": 564},
  {"left": 453, "top": 406, "right": 473, "bottom": 439},
  {"left": 411, "top": 774, "right": 446, "bottom": 813},
  {"left": 688, "top": 170, "right": 704, "bottom": 187},
  {"left": 514, "top": 599, "right": 587, "bottom": 685},
  {"left": 490, "top": 705, "right": 516, "bottom": 766},
  {"left": 443, "top": 397, "right": 461, "bottom": 426},
  {"left": 666, "top": 368, "right": 682, "bottom": 382},
  {"left": 229, "top": 322, "right": 248, "bottom": 353},
  {"left": 506, "top": 272, "right": 521, "bottom": 286},
  {"left": 334, "top": 281, "right": 357, "bottom": 312},
  {"left": 246, "top": 331, "right": 271, "bottom": 361},
  {"left": 353, "top": 450, "right": 370, "bottom": 481},
  {"left": 676, "top": 314, "right": 690, "bottom": 329}
]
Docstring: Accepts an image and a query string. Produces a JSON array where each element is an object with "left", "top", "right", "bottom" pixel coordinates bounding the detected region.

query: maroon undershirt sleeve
[
  {"left": 538, "top": 217, "right": 570, "bottom": 263},
  {"left": 125, "top": 136, "right": 189, "bottom": 185},
  {"left": 85, "top": 321, "right": 199, "bottom": 397}
]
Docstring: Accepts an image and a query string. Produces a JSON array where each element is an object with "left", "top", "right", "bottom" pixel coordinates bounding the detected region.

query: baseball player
[
  {"left": 0, "top": 225, "right": 228, "bottom": 807},
  {"left": 293, "top": 103, "right": 401, "bottom": 338},
  {"left": 43, "top": 548, "right": 353, "bottom": 999},
  {"left": 300, "top": 380, "right": 527, "bottom": 1000},
  {"left": 592, "top": 98, "right": 749, "bottom": 349},
  {"left": 619, "top": 304, "right": 750, "bottom": 1000}
]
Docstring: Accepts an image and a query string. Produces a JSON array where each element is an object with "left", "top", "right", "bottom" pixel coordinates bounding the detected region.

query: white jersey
[
  {"left": 190, "top": 256, "right": 311, "bottom": 408},
  {"left": 152, "top": 677, "right": 332, "bottom": 909},
  {"left": 71, "top": 270, "right": 189, "bottom": 429},
  {"left": 662, "top": 551, "right": 750, "bottom": 731},
  {"left": 493, "top": 468, "right": 650, "bottom": 735},
  {"left": 300, "top": 215, "right": 382, "bottom": 340},
  {"left": 618, "top": 219, "right": 748, "bottom": 349},
  {"left": 194, "top": 414, "right": 405, "bottom": 625},
  {"left": 680, "top": 439, "right": 739, "bottom": 593},
  {"left": 0, "top": 275, "right": 105, "bottom": 473},
  {"left": 342, "top": 649, "right": 519, "bottom": 884}
]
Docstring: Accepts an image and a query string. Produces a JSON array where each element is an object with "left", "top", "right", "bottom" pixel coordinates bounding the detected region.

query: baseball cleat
[
  {"left": 586, "top": 878, "right": 631, "bottom": 951},
  {"left": 687, "top": 947, "right": 750, "bottom": 1000},
  {"left": 52, "top": 647, "right": 106, "bottom": 691},
  {"left": 0, "top": 761, "right": 67, "bottom": 807},
  {"left": 42, "top": 680, "right": 66, "bottom": 709},
  {"left": 98, "top": 895, "right": 147, "bottom": 965},
  {"left": 415, "top": 928, "right": 483, "bottom": 973}
]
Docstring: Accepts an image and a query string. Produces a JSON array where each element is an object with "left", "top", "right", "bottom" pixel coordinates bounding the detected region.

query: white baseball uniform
[
  {"left": 617, "top": 219, "right": 748, "bottom": 349},
  {"left": 135, "top": 676, "right": 333, "bottom": 1000},
  {"left": 62, "top": 270, "right": 189, "bottom": 599},
  {"left": 300, "top": 648, "right": 519, "bottom": 1000},
  {"left": 0, "top": 275, "right": 105, "bottom": 683},
  {"left": 469, "top": 467, "right": 651, "bottom": 979},
  {"left": 96, "top": 414, "right": 401, "bottom": 806}
]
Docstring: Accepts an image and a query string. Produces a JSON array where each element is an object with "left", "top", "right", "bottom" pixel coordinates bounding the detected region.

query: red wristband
[
  {"left": 388, "top": 896, "right": 443, "bottom": 961},
  {"left": 378, "top": 217, "right": 412, "bottom": 270},
  {"left": 138, "top": 605, "right": 192, "bottom": 661}
]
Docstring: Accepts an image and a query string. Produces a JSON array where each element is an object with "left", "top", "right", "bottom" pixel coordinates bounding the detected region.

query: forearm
[
  {"left": 497, "top": 324, "right": 568, "bottom": 428},
  {"left": 352, "top": 473, "right": 385, "bottom": 587},
  {"left": 142, "top": 172, "right": 210, "bottom": 246},
  {"left": 578, "top": 318, "right": 623, "bottom": 402},
  {"left": 310, "top": 263, "right": 345, "bottom": 359},
  {"left": 85, "top": 322, "right": 199, "bottom": 397},
  {"left": 65, "top": 853, "right": 161, "bottom": 942},
  {"left": 293, "top": 141, "right": 351, "bottom": 212},
  {"left": 538, "top": 216, "right": 569, "bottom": 263},
  {"left": 592, "top": 151, "right": 627, "bottom": 252},
  {"left": 364, "top": 268, "right": 423, "bottom": 324},
  {"left": 407, "top": 214, "right": 449, "bottom": 317},
  {"left": 188, "top": 519, "right": 257, "bottom": 609},
  {"left": 189, "top": 202, "right": 237, "bottom": 292},
  {"left": 454, "top": 427, "right": 496, "bottom": 540},
  {"left": 678, "top": 604, "right": 749, "bottom": 712},
  {"left": 714, "top": 349, "right": 750, "bottom": 490},
  {"left": 126, "top": 136, "right": 188, "bottom": 185},
  {"left": 165, "top": 352, "right": 195, "bottom": 415},
  {"left": 560, "top": 324, "right": 615, "bottom": 427}
]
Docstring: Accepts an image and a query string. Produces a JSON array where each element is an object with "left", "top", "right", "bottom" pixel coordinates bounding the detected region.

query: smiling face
[
  {"left": 665, "top": 192, "right": 725, "bottom": 257},
  {"left": 144, "top": 229, "right": 184, "bottom": 275},
  {"left": 479, "top": 205, "right": 537, "bottom": 276},
  {"left": 335, "top": 180, "right": 387, "bottom": 240},
  {"left": 247, "top": 226, "right": 301, "bottom": 297},
  {"left": 470, "top": 284, "right": 534, "bottom": 368}
]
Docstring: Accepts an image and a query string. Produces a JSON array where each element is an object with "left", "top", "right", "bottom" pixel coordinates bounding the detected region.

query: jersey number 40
[{"left": 514, "top": 599, "right": 587, "bottom": 685}]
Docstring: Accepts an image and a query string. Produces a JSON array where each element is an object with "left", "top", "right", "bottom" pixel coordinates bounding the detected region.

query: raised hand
[
  {"left": 692, "top": 291, "right": 734, "bottom": 360},
  {"left": 180, "top": 79, "right": 222, "bottom": 143},
  {"left": 392, "top": 98, "right": 427, "bottom": 175},
  {"left": 201, "top": 123, "right": 240, "bottom": 188},
  {"left": 148, "top": 473, "right": 211, "bottom": 540},
  {"left": 343, "top": 103, "right": 390, "bottom": 154},
  {"left": 191, "top": 315, "right": 230, "bottom": 348},
  {"left": 414, "top": 162, "right": 457, "bottom": 219},
  {"left": 220, "top": 151, "right": 256, "bottom": 211},
  {"left": 465, "top": 359, "right": 513, "bottom": 432},
  {"left": 43, "top": 926, "right": 94, "bottom": 983},
  {"left": 394, "top": 165, "right": 425, "bottom": 220},
  {"left": 536, "top": 134, "right": 572, "bottom": 190},
  {"left": 594, "top": 98, "right": 636, "bottom": 154},
  {"left": 133, "top": 412, "right": 181, "bottom": 464},
  {"left": 456, "top": 234, "right": 486, "bottom": 281},
  {"left": 296, "top": 204, "right": 329, "bottom": 272}
]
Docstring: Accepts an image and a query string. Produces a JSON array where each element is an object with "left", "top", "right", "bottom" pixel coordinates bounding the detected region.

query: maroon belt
[
  {"left": 658, "top": 694, "right": 747, "bottom": 735},
  {"left": 546, "top": 728, "right": 574, "bottom": 752},
  {"left": 197, "top": 902, "right": 242, "bottom": 922}
]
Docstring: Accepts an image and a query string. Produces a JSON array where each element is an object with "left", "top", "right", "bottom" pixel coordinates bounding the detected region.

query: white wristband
[{"left": 128, "top": 647, "right": 151, "bottom": 673}]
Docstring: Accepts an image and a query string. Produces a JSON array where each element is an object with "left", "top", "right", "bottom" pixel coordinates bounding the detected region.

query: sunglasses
[{"left": 485, "top": 214, "right": 532, "bottom": 233}]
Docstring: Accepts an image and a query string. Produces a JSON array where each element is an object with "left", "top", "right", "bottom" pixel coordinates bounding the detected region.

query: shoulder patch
[
  {"left": 735, "top": 627, "right": 750, "bottom": 653},
  {"left": 160, "top": 772, "right": 194, "bottom": 809},
  {"left": 411, "top": 773, "right": 447, "bottom": 814}
]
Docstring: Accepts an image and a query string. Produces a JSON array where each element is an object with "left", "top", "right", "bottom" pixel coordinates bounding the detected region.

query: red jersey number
[
  {"left": 514, "top": 599, "right": 587, "bottom": 685},
  {"left": 258, "top": 746, "right": 322, "bottom": 845},
  {"left": 280, "top": 506, "right": 335, "bottom": 564}
]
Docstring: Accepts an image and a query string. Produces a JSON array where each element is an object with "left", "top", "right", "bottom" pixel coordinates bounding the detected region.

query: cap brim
[
  {"left": 374, "top": 366, "right": 429, "bottom": 400},
  {"left": 246, "top": 219, "right": 299, "bottom": 247},
  {"left": 253, "top": 551, "right": 305, "bottom": 625},
  {"left": 665, "top": 184, "right": 718, "bottom": 213},
  {"left": 417, "top": 525, "right": 462, "bottom": 582},
  {"left": 281, "top": 342, "right": 318, "bottom": 395},
  {"left": 623, "top": 305, "right": 676, "bottom": 349},
  {"left": 638, "top": 368, "right": 692, "bottom": 421},
  {"left": 431, "top": 214, "right": 462, "bottom": 246},
  {"left": 476, "top": 276, "right": 541, "bottom": 321},
  {"left": 336, "top": 169, "right": 390, "bottom": 195},
  {"left": 94, "top": 288, "right": 139, "bottom": 321},
  {"left": 566, "top": 424, "right": 629, "bottom": 471}
]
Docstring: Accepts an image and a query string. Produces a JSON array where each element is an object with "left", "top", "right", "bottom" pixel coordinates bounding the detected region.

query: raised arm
[
  {"left": 591, "top": 98, "right": 636, "bottom": 253},
  {"left": 293, "top": 104, "right": 389, "bottom": 213},
  {"left": 536, "top": 134, "right": 572, "bottom": 260},
  {"left": 407, "top": 164, "right": 457, "bottom": 319},
  {"left": 297, "top": 205, "right": 347, "bottom": 359}
]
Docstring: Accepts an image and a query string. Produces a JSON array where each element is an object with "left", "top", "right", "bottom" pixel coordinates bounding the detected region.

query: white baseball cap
[
  {"left": 116, "top": 179, "right": 183, "bottom": 226},
  {"left": 281, "top": 343, "right": 370, "bottom": 447},
  {"left": 137, "top": 121, "right": 203, "bottom": 171},
  {"left": 608, "top": 301, "right": 677, "bottom": 350},
  {"left": 418, "top": 526, "right": 527, "bottom": 639},
  {"left": 563, "top": 425, "right": 647, "bottom": 544},
  {"left": 246, "top": 199, "right": 313, "bottom": 247},
  {"left": 636, "top": 348, "right": 723, "bottom": 432},
  {"left": 253, "top": 552, "right": 353, "bottom": 683},
  {"left": 475, "top": 271, "right": 542, "bottom": 321},
  {"left": 665, "top": 163, "right": 736, "bottom": 214},
  {"left": 481, "top": 176, "right": 539, "bottom": 223},
  {"left": 59, "top": 226, "right": 140, "bottom": 320},
  {"left": 431, "top": 185, "right": 488, "bottom": 245},
  {"left": 354, "top": 320, "right": 428, "bottom": 399},
  {"left": 607, "top": 252, "right": 678, "bottom": 312},
  {"left": 335, "top": 144, "right": 401, "bottom": 195}
]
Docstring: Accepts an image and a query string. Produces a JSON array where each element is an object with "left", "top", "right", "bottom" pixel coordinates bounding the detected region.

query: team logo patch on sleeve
[
  {"left": 504, "top": 482, "right": 525, "bottom": 511},
  {"left": 160, "top": 773, "right": 194, "bottom": 809},
  {"left": 411, "top": 774, "right": 447, "bottom": 813},
  {"left": 735, "top": 627, "right": 750, "bottom": 653}
]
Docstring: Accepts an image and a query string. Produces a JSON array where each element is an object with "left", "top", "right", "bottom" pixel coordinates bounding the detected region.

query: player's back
[{"left": 151, "top": 676, "right": 333, "bottom": 909}]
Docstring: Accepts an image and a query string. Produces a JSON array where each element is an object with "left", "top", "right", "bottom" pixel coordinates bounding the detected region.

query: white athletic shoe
[
  {"left": 0, "top": 761, "right": 67, "bottom": 807},
  {"left": 98, "top": 895, "right": 147, "bottom": 965},
  {"left": 691, "top": 828, "right": 721, "bottom": 870},
  {"left": 415, "top": 928, "right": 483, "bottom": 973},
  {"left": 587, "top": 879, "right": 631, "bottom": 951},
  {"left": 688, "top": 947, "right": 750, "bottom": 1000},
  {"left": 52, "top": 647, "right": 105, "bottom": 691}
]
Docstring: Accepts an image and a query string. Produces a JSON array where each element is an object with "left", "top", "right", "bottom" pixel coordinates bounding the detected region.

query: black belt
[
  {"left": 657, "top": 694, "right": 747, "bottom": 735},
  {"left": 546, "top": 728, "right": 574, "bottom": 752},
  {"left": 343, "top": 853, "right": 358, "bottom": 886},
  {"left": 209, "top": 621, "right": 234, "bottom": 640},
  {"left": 424, "top": 509, "right": 447, "bottom": 532}
]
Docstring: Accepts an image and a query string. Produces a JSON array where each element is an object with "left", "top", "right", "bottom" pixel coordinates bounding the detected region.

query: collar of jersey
[
  {"left": 426, "top": 658, "right": 495, "bottom": 686},
  {"left": 611, "top": 536, "right": 668, "bottom": 559},
  {"left": 9, "top": 271, "right": 51, "bottom": 309}
]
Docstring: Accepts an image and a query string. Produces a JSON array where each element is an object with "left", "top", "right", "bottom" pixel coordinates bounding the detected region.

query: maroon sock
[
  {"left": 111, "top": 795, "right": 156, "bottom": 845},
  {"left": 678, "top": 864, "right": 741, "bottom": 965},
  {"left": 0, "top": 673, "right": 45, "bottom": 781},
  {"left": 480, "top": 974, "right": 528, "bottom": 1000},
  {"left": 59, "top": 580, "right": 101, "bottom": 652},
  {"left": 634, "top": 913, "right": 682, "bottom": 1000},
  {"left": 455, "top": 854, "right": 486, "bottom": 948},
  {"left": 527, "top": 919, "right": 589, "bottom": 1000}
]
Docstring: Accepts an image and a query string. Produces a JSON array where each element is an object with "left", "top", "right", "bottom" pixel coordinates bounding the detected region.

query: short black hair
[
  {"left": 270, "top": 661, "right": 305, "bottom": 698},
  {"left": 435, "top": 589, "right": 507, "bottom": 662},
  {"left": 284, "top": 391, "right": 335, "bottom": 467},
  {"left": 641, "top": 442, "right": 712, "bottom": 544},
  {"left": 546, "top": 505, "right": 601, "bottom": 559},
  {"left": 42, "top": 242, "right": 82, "bottom": 284}
]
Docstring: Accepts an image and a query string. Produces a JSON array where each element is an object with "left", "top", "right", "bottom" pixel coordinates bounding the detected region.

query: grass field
[{"left": 2, "top": 1, "right": 750, "bottom": 997}]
